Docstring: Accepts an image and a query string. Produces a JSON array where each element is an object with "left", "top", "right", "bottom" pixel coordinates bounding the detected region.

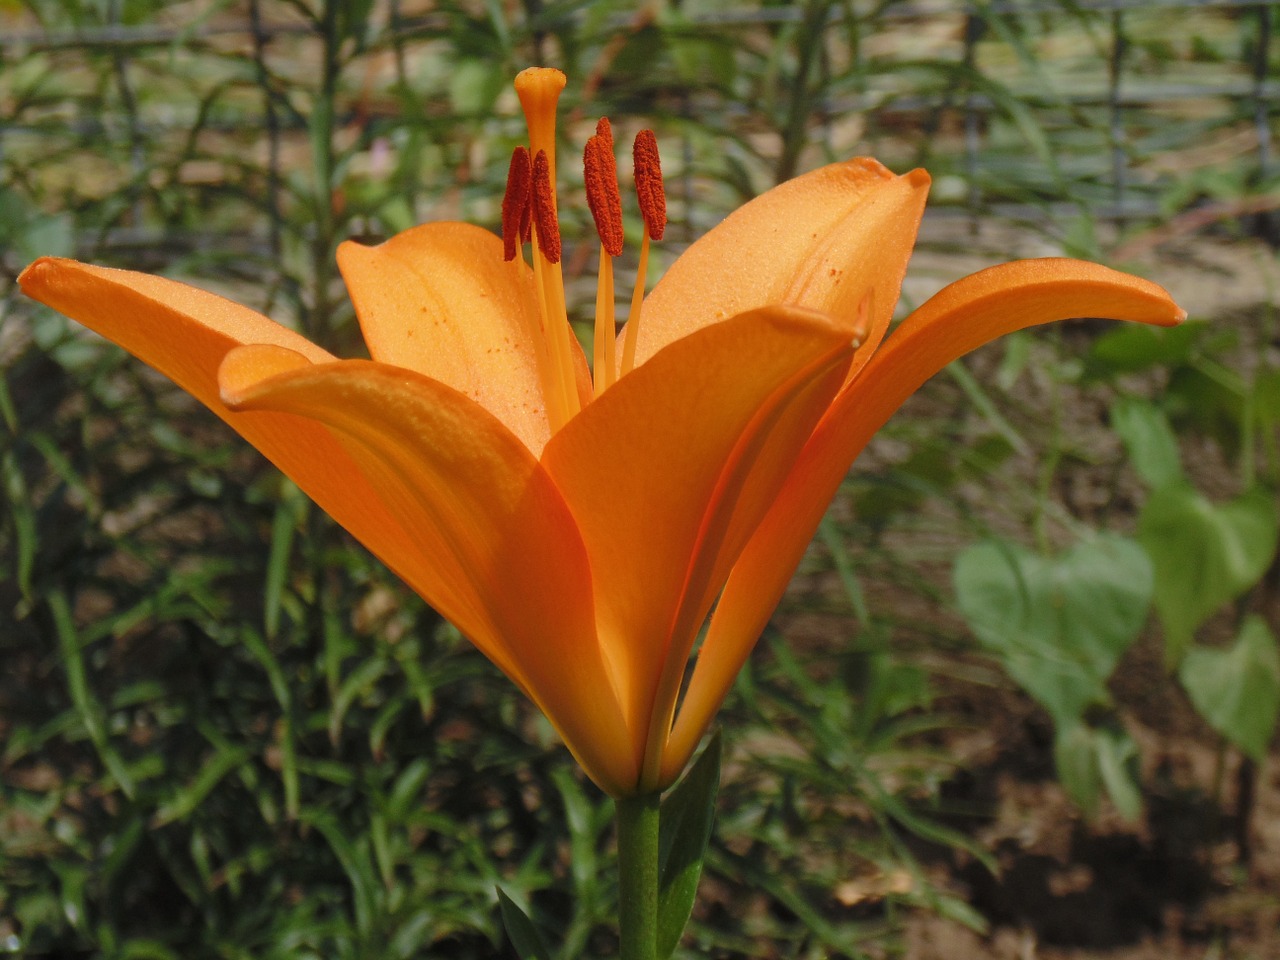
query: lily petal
[
  {"left": 219, "top": 349, "right": 635, "bottom": 793},
  {"left": 626, "top": 159, "right": 930, "bottom": 368},
  {"left": 339, "top": 222, "right": 569, "bottom": 454},
  {"left": 15, "top": 259, "right": 429, "bottom": 599},
  {"left": 662, "top": 258, "right": 1186, "bottom": 782},
  {"left": 541, "top": 304, "right": 857, "bottom": 785}
]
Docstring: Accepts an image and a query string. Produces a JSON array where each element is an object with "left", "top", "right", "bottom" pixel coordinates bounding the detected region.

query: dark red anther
[
  {"left": 584, "top": 121, "right": 624, "bottom": 258},
  {"left": 501, "top": 146, "right": 533, "bottom": 262},
  {"left": 530, "top": 149, "right": 562, "bottom": 264},
  {"left": 632, "top": 129, "right": 666, "bottom": 241}
]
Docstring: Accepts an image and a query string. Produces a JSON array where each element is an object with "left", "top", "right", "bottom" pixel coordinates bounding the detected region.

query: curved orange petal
[
  {"left": 623, "top": 159, "right": 930, "bottom": 369},
  {"left": 661, "top": 258, "right": 1185, "bottom": 782},
  {"left": 16, "top": 259, "right": 427, "bottom": 597},
  {"left": 540, "top": 304, "right": 857, "bottom": 788},
  {"left": 339, "top": 222, "right": 557, "bottom": 454},
  {"left": 219, "top": 349, "right": 635, "bottom": 794}
]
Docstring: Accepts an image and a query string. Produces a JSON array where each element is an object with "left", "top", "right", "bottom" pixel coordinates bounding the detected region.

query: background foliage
[{"left": 2, "top": 1, "right": 1278, "bottom": 957}]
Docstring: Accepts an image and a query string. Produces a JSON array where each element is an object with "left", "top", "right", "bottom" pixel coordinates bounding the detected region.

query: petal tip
[
  {"left": 17, "top": 256, "right": 64, "bottom": 294},
  {"left": 905, "top": 166, "right": 932, "bottom": 189},
  {"left": 218, "top": 343, "right": 314, "bottom": 408},
  {"left": 335, "top": 237, "right": 372, "bottom": 275}
]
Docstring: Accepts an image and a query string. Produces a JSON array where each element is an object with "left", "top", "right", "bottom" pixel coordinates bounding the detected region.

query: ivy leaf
[
  {"left": 1180, "top": 617, "right": 1280, "bottom": 761},
  {"left": 954, "top": 535, "right": 1151, "bottom": 727},
  {"left": 1138, "top": 486, "right": 1279, "bottom": 665},
  {"left": 1110, "top": 397, "right": 1182, "bottom": 490}
]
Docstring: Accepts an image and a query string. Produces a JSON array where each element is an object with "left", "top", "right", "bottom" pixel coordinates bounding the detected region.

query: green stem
[{"left": 616, "top": 792, "right": 661, "bottom": 960}]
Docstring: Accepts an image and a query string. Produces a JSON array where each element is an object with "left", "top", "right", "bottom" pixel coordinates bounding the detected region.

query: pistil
[{"left": 513, "top": 68, "right": 581, "bottom": 431}]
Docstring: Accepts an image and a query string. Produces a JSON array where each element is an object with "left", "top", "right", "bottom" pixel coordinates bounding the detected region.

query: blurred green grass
[{"left": 2, "top": 1, "right": 1277, "bottom": 957}]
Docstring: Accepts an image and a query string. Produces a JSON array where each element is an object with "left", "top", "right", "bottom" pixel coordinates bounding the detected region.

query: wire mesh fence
[{"left": 2, "top": 0, "right": 1276, "bottom": 300}]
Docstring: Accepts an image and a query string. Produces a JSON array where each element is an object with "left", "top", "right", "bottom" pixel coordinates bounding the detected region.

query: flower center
[{"left": 502, "top": 67, "right": 666, "bottom": 431}]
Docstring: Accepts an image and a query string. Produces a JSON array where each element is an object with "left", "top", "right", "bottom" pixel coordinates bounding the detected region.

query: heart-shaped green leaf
[
  {"left": 954, "top": 535, "right": 1152, "bottom": 727},
  {"left": 1110, "top": 397, "right": 1182, "bottom": 490},
  {"left": 1179, "top": 617, "right": 1280, "bottom": 761},
  {"left": 657, "top": 730, "right": 721, "bottom": 959},
  {"left": 1138, "top": 485, "right": 1279, "bottom": 665}
]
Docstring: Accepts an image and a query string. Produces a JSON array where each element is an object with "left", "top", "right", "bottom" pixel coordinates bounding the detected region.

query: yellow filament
[
  {"left": 619, "top": 228, "right": 651, "bottom": 377},
  {"left": 530, "top": 247, "right": 575, "bottom": 431},
  {"left": 593, "top": 249, "right": 617, "bottom": 396}
]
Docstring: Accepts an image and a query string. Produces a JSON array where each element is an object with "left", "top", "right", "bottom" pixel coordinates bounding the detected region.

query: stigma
[{"left": 501, "top": 67, "right": 667, "bottom": 429}]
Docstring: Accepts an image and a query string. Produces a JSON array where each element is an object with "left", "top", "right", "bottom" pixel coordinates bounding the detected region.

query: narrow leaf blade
[
  {"left": 497, "top": 888, "right": 553, "bottom": 960},
  {"left": 657, "top": 730, "right": 722, "bottom": 959}
]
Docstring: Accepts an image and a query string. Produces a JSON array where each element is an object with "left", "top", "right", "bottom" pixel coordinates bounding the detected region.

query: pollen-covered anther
[
  {"left": 531, "top": 149, "right": 562, "bottom": 265},
  {"left": 501, "top": 146, "right": 533, "bottom": 262},
  {"left": 584, "top": 121, "right": 624, "bottom": 258},
  {"left": 595, "top": 116, "right": 614, "bottom": 152},
  {"left": 632, "top": 129, "right": 666, "bottom": 241}
]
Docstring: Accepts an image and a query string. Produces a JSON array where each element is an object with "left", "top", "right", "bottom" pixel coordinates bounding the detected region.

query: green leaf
[
  {"left": 264, "top": 481, "right": 304, "bottom": 640},
  {"left": 995, "top": 331, "right": 1031, "bottom": 391},
  {"left": 1138, "top": 485, "right": 1279, "bottom": 665},
  {"left": 152, "top": 743, "right": 253, "bottom": 826},
  {"left": 1256, "top": 370, "right": 1280, "bottom": 434},
  {"left": 447, "top": 59, "right": 505, "bottom": 116},
  {"left": 551, "top": 766, "right": 601, "bottom": 902},
  {"left": 335, "top": 0, "right": 376, "bottom": 43},
  {"left": 497, "top": 888, "right": 553, "bottom": 960},
  {"left": 954, "top": 535, "right": 1151, "bottom": 727},
  {"left": 1094, "top": 725, "right": 1143, "bottom": 821},
  {"left": 657, "top": 730, "right": 722, "bottom": 959},
  {"left": 1054, "top": 723, "right": 1102, "bottom": 818},
  {"left": 1087, "top": 320, "right": 1204, "bottom": 376},
  {"left": 1110, "top": 397, "right": 1182, "bottom": 490},
  {"left": 1179, "top": 617, "right": 1280, "bottom": 761},
  {"left": 1167, "top": 365, "right": 1245, "bottom": 455},
  {"left": 1053, "top": 723, "right": 1142, "bottom": 821}
]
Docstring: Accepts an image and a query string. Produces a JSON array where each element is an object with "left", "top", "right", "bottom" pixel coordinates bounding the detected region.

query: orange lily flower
[{"left": 19, "top": 68, "right": 1183, "bottom": 797}]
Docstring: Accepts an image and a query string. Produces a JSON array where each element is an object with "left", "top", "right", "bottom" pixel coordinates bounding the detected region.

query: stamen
[
  {"left": 632, "top": 129, "right": 666, "bottom": 241},
  {"left": 584, "top": 123, "right": 624, "bottom": 258},
  {"left": 619, "top": 231, "right": 650, "bottom": 377},
  {"left": 595, "top": 115, "right": 614, "bottom": 152},
  {"left": 620, "top": 130, "right": 667, "bottom": 377},
  {"left": 531, "top": 149, "right": 562, "bottom": 264},
  {"left": 501, "top": 146, "right": 533, "bottom": 262},
  {"left": 593, "top": 254, "right": 617, "bottom": 396},
  {"left": 584, "top": 121, "right": 624, "bottom": 395}
]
